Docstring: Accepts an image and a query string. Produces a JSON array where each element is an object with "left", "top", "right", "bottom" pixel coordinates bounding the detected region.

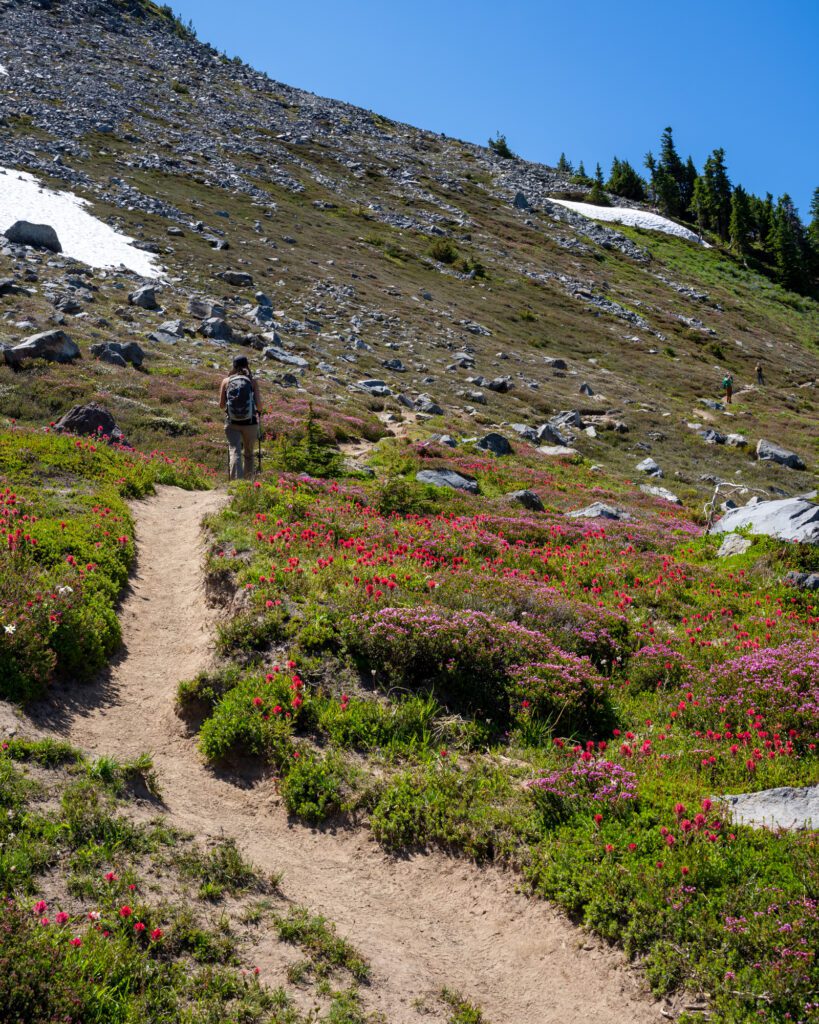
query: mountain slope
[{"left": 0, "top": 0, "right": 817, "bottom": 493}]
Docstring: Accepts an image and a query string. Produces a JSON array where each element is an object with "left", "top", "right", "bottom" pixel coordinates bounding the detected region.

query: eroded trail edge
[{"left": 38, "top": 485, "right": 659, "bottom": 1024}]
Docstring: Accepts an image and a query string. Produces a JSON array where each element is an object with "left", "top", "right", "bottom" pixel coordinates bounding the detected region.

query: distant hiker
[
  {"left": 219, "top": 354, "right": 261, "bottom": 480},
  {"left": 756, "top": 362, "right": 765, "bottom": 385},
  {"left": 722, "top": 373, "right": 733, "bottom": 404}
]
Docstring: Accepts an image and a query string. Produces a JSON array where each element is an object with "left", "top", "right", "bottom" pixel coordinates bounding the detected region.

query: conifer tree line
[{"left": 555, "top": 128, "right": 819, "bottom": 297}]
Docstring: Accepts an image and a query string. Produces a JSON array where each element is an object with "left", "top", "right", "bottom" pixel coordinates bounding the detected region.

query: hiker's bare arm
[
  {"left": 218, "top": 379, "right": 226, "bottom": 410},
  {"left": 253, "top": 380, "right": 262, "bottom": 413}
]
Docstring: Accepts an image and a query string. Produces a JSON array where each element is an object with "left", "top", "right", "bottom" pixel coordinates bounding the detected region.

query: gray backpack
[{"left": 225, "top": 374, "right": 255, "bottom": 424}]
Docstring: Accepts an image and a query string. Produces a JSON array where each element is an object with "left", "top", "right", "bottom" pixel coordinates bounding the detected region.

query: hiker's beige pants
[{"left": 225, "top": 422, "right": 258, "bottom": 480}]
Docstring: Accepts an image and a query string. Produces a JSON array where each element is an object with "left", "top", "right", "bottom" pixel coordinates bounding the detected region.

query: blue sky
[{"left": 167, "top": 0, "right": 818, "bottom": 219}]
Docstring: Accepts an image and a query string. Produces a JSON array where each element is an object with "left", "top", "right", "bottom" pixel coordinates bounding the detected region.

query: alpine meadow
[{"left": 0, "top": 2, "right": 818, "bottom": 1023}]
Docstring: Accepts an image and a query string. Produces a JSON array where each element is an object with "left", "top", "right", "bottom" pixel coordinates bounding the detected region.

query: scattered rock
[
  {"left": 536, "top": 423, "right": 569, "bottom": 446},
  {"left": 698, "top": 429, "right": 726, "bottom": 445},
  {"left": 505, "top": 489, "right": 544, "bottom": 512},
  {"left": 90, "top": 340, "right": 143, "bottom": 368},
  {"left": 579, "top": 382, "right": 594, "bottom": 396},
  {"left": 218, "top": 270, "right": 254, "bottom": 287},
  {"left": 783, "top": 571, "right": 819, "bottom": 591},
  {"left": 716, "top": 534, "right": 752, "bottom": 558},
  {"left": 4, "top": 220, "right": 62, "bottom": 252},
  {"left": 415, "top": 394, "right": 443, "bottom": 415},
  {"left": 543, "top": 357, "right": 568, "bottom": 370},
  {"left": 756, "top": 438, "right": 806, "bottom": 470},
  {"left": 129, "top": 284, "right": 159, "bottom": 310},
  {"left": 722, "top": 785, "right": 819, "bottom": 830},
  {"left": 54, "top": 402, "right": 124, "bottom": 442},
  {"left": 486, "top": 377, "right": 512, "bottom": 393},
  {"left": 263, "top": 346, "right": 308, "bottom": 368},
  {"left": 426, "top": 434, "right": 457, "bottom": 448},
  {"left": 476, "top": 432, "right": 512, "bottom": 456},
  {"left": 537, "top": 445, "right": 579, "bottom": 458},
  {"left": 416, "top": 469, "right": 478, "bottom": 494},
  {"left": 635, "top": 457, "right": 663, "bottom": 478},
  {"left": 5, "top": 329, "right": 79, "bottom": 365},
  {"left": 567, "top": 502, "right": 630, "bottom": 521},
  {"left": 640, "top": 484, "right": 682, "bottom": 505},
  {"left": 513, "top": 192, "right": 530, "bottom": 210},
  {"left": 189, "top": 297, "right": 226, "bottom": 319},
  {"left": 356, "top": 379, "right": 392, "bottom": 397},
  {"left": 725, "top": 433, "right": 748, "bottom": 448},
  {"left": 709, "top": 497, "right": 819, "bottom": 543},
  {"left": 199, "top": 317, "right": 234, "bottom": 342}
]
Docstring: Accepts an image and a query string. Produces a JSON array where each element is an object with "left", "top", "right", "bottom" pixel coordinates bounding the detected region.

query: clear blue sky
[{"left": 168, "top": 0, "right": 818, "bottom": 219}]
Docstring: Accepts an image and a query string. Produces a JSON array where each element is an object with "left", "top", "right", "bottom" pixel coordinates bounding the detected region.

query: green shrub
[
  {"left": 429, "top": 238, "right": 459, "bottom": 264},
  {"left": 280, "top": 752, "right": 347, "bottom": 823}
]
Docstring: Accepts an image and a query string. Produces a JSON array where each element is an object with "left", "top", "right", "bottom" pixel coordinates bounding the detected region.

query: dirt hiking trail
[{"left": 34, "top": 485, "right": 661, "bottom": 1024}]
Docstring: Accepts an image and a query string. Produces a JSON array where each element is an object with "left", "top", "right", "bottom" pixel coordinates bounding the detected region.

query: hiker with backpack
[
  {"left": 219, "top": 354, "right": 262, "bottom": 480},
  {"left": 722, "top": 373, "right": 733, "bottom": 405}
]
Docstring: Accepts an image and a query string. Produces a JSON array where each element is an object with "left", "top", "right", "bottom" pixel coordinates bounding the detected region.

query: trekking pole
[{"left": 256, "top": 426, "right": 263, "bottom": 477}]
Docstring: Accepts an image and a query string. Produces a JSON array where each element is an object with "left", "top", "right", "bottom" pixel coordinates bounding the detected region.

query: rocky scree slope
[{"left": 0, "top": 0, "right": 817, "bottom": 493}]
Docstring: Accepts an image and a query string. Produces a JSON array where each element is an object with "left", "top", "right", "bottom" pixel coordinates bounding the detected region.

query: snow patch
[
  {"left": 0, "top": 64, "right": 8, "bottom": 77},
  {"left": 0, "top": 166, "right": 163, "bottom": 278},
  {"left": 549, "top": 198, "right": 709, "bottom": 247}
]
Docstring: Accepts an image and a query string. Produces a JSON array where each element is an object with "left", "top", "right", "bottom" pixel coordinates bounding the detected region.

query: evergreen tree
[
  {"left": 682, "top": 156, "right": 699, "bottom": 218},
  {"left": 576, "top": 160, "right": 588, "bottom": 180},
  {"left": 729, "top": 185, "right": 753, "bottom": 257},
  {"left": 643, "top": 151, "right": 658, "bottom": 204},
  {"left": 770, "top": 194, "right": 810, "bottom": 293},
  {"left": 700, "top": 148, "right": 732, "bottom": 239},
  {"left": 807, "top": 186, "right": 819, "bottom": 253},
  {"left": 657, "top": 126, "right": 686, "bottom": 215},
  {"left": 556, "top": 152, "right": 573, "bottom": 174},
  {"left": 607, "top": 157, "right": 646, "bottom": 200},
  {"left": 488, "top": 132, "right": 515, "bottom": 160},
  {"left": 587, "top": 163, "right": 610, "bottom": 205}
]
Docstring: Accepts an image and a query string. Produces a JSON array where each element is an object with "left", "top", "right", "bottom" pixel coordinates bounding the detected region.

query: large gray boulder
[
  {"left": 90, "top": 341, "right": 143, "bottom": 368},
  {"left": 722, "top": 785, "right": 819, "bottom": 830},
  {"left": 636, "top": 457, "right": 663, "bottom": 478},
  {"left": 709, "top": 497, "right": 819, "bottom": 543},
  {"left": 189, "top": 297, "right": 226, "bottom": 319},
  {"left": 536, "top": 422, "right": 569, "bottom": 446},
  {"left": 218, "top": 270, "right": 253, "bottom": 287},
  {"left": 356, "top": 379, "right": 392, "bottom": 397},
  {"left": 756, "top": 438, "right": 806, "bottom": 470},
  {"left": 567, "top": 502, "right": 630, "bottom": 521},
  {"left": 717, "top": 534, "right": 752, "bottom": 558},
  {"left": 129, "top": 285, "right": 159, "bottom": 310},
  {"left": 783, "top": 571, "right": 819, "bottom": 591},
  {"left": 263, "top": 346, "right": 308, "bottom": 368},
  {"left": 640, "top": 484, "right": 682, "bottom": 505},
  {"left": 505, "top": 489, "right": 544, "bottom": 512},
  {"left": 416, "top": 469, "right": 478, "bottom": 494},
  {"left": 54, "top": 403, "right": 124, "bottom": 442},
  {"left": 416, "top": 394, "right": 444, "bottom": 415},
  {"left": 4, "top": 220, "right": 62, "bottom": 252},
  {"left": 476, "top": 432, "right": 512, "bottom": 456},
  {"left": 6, "top": 329, "right": 79, "bottom": 365},
  {"left": 199, "top": 317, "right": 234, "bottom": 342}
]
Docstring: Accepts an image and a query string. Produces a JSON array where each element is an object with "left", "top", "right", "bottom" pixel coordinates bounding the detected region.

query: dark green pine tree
[
  {"left": 681, "top": 156, "right": 699, "bottom": 218},
  {"left": 657, "top": 126, "right": 686, "bottom": 215},
  {"left": 807, "top": 186, "right": 819, "bottom": 255},
  {"left": 644, "top": 151, "right": 658, "bottom": 204},
  {"left": 770, "top": 194, "right": 810, "bottom": 293},
  {"left": 607, "top": 157, "right": 646, "bottom": 200},
  {"left": 576, "top": 160, "right": 589, "bottom": 180},
  {"left": 556, "top": 152, "right": 573, "bottom": 174},
  {"left": 587, "top": 163, "right": 610, "bottom": 205},
  {"left": 729, "top": 185, "right": 753, "bottom": 257},
  {"left": 700, "top": 148, "right": 732, "bottom": 239}
]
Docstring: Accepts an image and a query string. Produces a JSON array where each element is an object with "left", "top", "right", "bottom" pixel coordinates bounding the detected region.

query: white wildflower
[{"left": 3, "top": 623, "right": 16, "bottom": 635}]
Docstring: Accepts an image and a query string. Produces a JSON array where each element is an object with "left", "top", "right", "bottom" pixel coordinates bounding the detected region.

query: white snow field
[
  {"left": 0, "top": 166, "right": 163, "bottom": 277},
  {"left": 0, "top": 64, "right": 8, "bottom": 76},
  {"left": 548, "top": 198, "right": 709, "bottom": 247}
]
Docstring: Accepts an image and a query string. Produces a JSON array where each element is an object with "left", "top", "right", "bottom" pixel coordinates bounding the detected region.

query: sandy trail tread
[{"left": 33, "top": 485, "right": 660, "bottom": 1024}]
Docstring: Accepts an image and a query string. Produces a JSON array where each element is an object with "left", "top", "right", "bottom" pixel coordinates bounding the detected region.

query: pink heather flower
[
  {"left": 39, "top": 916, "right": 50, "bottom": 926},
  {"left": 33, "top": 900, "right": 47, "bottom": 915},
  {"left": 104, "top": 872, "right": 118, "bottom": 882},
  {"left": 604, "top": 843, "right": 615, "bottom": 853},
  {"left": 119, "top": 905, "right": 132, "bottom": 918},
  {"left": 150, "top": 928, "right": 164, "bottom": 941},
  {"left": 701, "top": 798, "right": 712, "bottom": 813},
  {"left": 681, "top": 866, "right": 690, "bottom": 876},
  {"left": 134, "top": 921, "right": 146, "bottom": 933},
  {"left": 69, "top": 937, "right": 82, "bottom": 947},
  {"left": 88, "top": 911, "right": 101, "bottom": 921},
  {"left": 55, "top": 912, "right": 69, "bottom": 925}
]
